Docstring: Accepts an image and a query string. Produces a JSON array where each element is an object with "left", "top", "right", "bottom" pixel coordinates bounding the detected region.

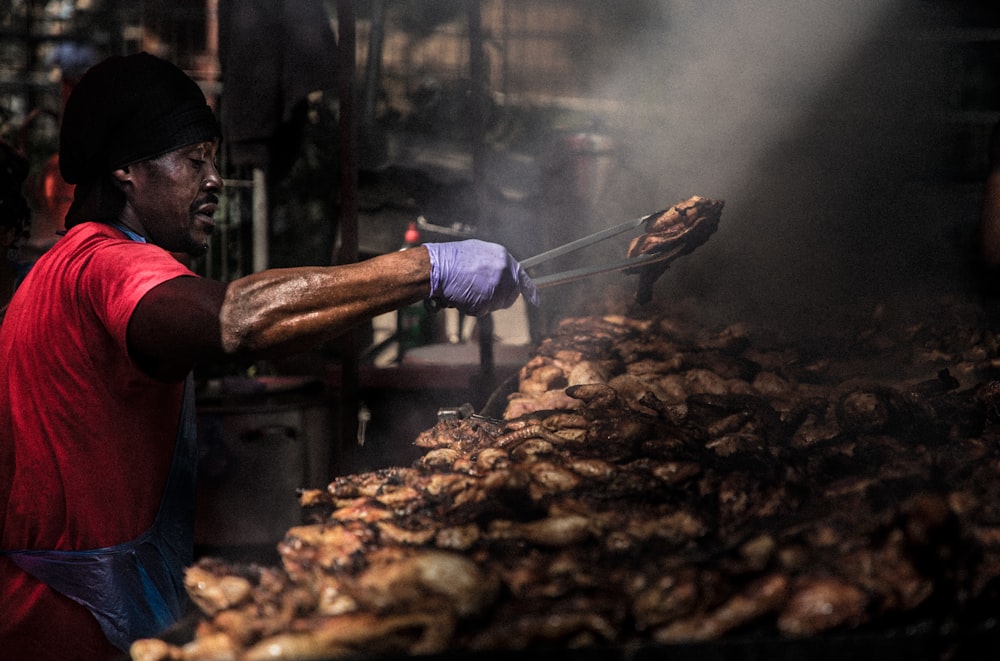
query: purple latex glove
[{"left": 424, "top": 240, "right": 539, "bottom": 317}]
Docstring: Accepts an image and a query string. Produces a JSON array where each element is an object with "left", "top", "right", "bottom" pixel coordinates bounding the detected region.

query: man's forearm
[{"left": 219, "top": 248, "right": 431, "bottom": 355}]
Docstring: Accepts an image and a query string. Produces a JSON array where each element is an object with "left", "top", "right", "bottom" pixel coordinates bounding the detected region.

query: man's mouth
[{"left": 193, "top": 198, "right": 218, "bottom": 229}]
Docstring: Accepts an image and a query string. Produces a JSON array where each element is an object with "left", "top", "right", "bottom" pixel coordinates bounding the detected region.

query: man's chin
[
  {"left": 188, "top": 242, "right": 209, "bottom": 258},
  {"left": 169, "top": 242, "right": 208, "bottom": 266}
]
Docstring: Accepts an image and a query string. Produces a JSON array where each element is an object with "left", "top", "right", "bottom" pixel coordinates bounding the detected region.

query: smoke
[{"left": 583, "top": 0, "right": 974, "bottom": 339}]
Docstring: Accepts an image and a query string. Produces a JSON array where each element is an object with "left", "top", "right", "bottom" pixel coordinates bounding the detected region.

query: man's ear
[{"left": 111, "top": 165, "right": 132, "bottom": 188}]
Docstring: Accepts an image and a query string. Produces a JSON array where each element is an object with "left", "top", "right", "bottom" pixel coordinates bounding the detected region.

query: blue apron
[{"left": 2, "top": 374, "right": 198, "bottom": 652}]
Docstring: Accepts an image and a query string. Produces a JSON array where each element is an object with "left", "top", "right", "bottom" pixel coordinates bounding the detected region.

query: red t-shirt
[{"left": 0, "top": 222, "right": 196, "bottom": 660}]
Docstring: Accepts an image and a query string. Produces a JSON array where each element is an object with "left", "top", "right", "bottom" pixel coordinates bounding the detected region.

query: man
[{"left": 0, "top": 52, "right": 536, "bottom": 660}]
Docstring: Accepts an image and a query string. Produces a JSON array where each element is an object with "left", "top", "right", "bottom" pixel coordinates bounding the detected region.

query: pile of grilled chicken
[{"left": 132, "top": 301, "right": 1000, "bottom": 661}]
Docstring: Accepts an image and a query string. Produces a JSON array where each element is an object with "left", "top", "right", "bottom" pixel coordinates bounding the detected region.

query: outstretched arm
[
  {"left": 127, "top": 241, "right": 536, "bottom": 382},
  {"left": 127, "top": 247, "right": 430, "bottom": 381}
]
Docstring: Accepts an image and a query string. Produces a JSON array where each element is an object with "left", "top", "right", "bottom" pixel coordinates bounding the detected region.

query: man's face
[{"left": 124, "top": 140, "right": 222, "bottom": 256}]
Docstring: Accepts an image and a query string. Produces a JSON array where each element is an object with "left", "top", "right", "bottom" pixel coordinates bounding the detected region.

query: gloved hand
[{"left": 424, "top": 240, "right": 539, "bottom": 317}]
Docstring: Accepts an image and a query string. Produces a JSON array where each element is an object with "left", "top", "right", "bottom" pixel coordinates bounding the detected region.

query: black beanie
[{"left": 59, "top": 52, "right": 220, "bottom": 185}]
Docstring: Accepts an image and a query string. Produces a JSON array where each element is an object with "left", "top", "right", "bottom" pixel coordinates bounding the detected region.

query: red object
[
  {"left": 404, "top": 221, "right": 421, "bottom": 247},
  {"left": 0, "top": 222, "right": 195, "bottom": 657},
  {"left": 20, "top": 154, "right": 74, "bottom": 260}
]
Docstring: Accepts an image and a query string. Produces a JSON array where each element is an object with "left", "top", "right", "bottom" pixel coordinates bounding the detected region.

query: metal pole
[
  {"left": 468, "top": 0, "right": 495, "bottom": 403},
  {"left": 468, "top": 0, "right": 487, "bottom": 222},
  {"left": 335, "top": 0, "right": 360, "bottom": 476},
  {"left": 361, "top": 0, "right": 387, "bottom": 131},
  {"left": 252, "top": 167, "right": 268, "bottom": 272},
  {"left": 337, "top": 1, "right": 358, "bottom": 269}
]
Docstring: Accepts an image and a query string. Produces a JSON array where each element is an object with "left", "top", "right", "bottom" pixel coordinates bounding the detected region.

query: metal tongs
[
  {"left": 425, "top": 208, "right": 677, "bottom": 313},
  {"left": 522, "top": 208, "right": 676, "bottom": 289}
]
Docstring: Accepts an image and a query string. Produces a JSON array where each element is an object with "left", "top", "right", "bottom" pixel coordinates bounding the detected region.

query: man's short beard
[{"left": 186, "top": 242, "right": 209, "bottom": 258}]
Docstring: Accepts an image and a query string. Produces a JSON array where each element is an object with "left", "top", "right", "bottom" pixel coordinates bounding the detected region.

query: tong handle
[
  {"left": 520, "top": 211, "right": 660, "bottom": 269},
  {"left": 531, "top": 245, "right": 687, "bottom": 290}
]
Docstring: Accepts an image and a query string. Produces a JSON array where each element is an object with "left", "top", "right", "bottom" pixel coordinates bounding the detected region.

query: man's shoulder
[
  {"left": 61, "top": 221, "right": 120, "bottom": 242},
  {"left": 56, "top": 222, "right": 181, "bottom": 264},
  {"left": 33, "top": 222, "right": 193, "bottom": 287},
  {"left": 47, "top": 221, "right": 120, "bottom": 256}
]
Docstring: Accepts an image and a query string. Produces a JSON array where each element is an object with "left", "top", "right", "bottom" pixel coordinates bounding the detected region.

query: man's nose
[{"left": 203, "top": 164, "right": 223, "bottom": 192}]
